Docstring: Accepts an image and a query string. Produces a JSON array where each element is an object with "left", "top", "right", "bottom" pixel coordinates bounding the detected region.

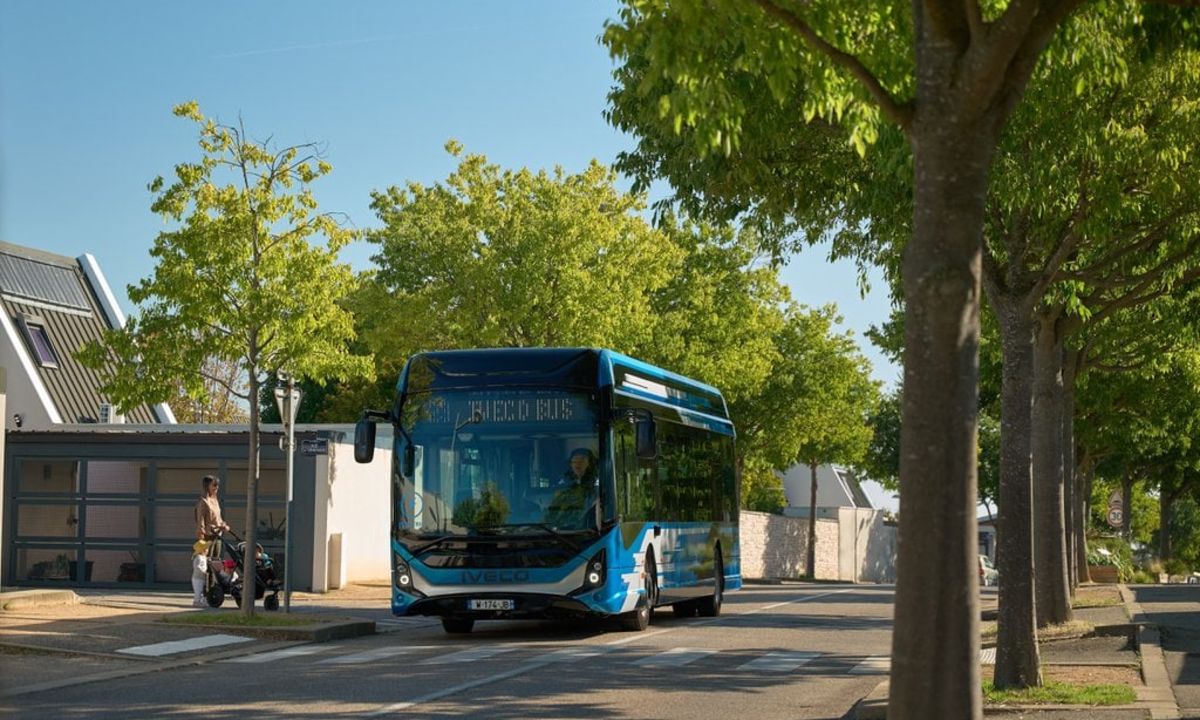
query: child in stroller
[{"left": 203, "top": 530, "right": 283, "bottom": 611}]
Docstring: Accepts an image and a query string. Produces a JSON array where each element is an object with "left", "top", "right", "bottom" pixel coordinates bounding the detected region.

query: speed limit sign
[{"left": 1107, "top": 507, "right": 1123, "bottom": 528}]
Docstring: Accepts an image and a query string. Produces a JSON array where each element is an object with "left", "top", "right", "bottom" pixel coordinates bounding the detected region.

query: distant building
[
  {"left": 0, "top": 241, "right": 174, "bottom": 429},
  {"left": 779, "top": 463, "right": 874, "bottom": 512}
]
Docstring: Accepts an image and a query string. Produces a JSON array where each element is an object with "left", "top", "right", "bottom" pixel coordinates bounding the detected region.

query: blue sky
[{"left": 0, "top": 1, "right": 898, "bottom": 393}]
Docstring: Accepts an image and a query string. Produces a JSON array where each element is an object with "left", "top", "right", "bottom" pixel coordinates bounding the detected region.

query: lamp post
[{"left": 273, "top": 373, "right": 300, "bottom": 613}]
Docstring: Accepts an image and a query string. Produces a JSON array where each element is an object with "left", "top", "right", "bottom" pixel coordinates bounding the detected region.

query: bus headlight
[
  {"left": 582, "top": 550, "right": 606, "bottom": 590},
  {"left": 395, "top": 557, "right": 412, "bottom": 589}
]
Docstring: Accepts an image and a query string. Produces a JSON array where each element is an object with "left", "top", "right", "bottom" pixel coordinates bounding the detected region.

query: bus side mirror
[
  {"left": 354, "top": 416, "right": 376, "bottom": 463},
  {"left": 636, "top": 417, "right": 657, "bottom": 460}
]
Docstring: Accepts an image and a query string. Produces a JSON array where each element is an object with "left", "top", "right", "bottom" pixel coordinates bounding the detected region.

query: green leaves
[{"left": 78, "top": 102, "right": 372, "bottom": 413}]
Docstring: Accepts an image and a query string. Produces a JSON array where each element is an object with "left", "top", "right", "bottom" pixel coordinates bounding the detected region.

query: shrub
[
  {"left": 1129, "top": 570, "right": 1157, "bottom": 585},
  {"left": 1164, "top": 558, "right": 1191, "bottom": 577}
]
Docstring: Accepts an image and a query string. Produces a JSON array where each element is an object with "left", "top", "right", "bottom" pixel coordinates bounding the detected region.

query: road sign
[
  {"left": 1108, "top": 491, "right": 1123, "bottom": 510},
  {"left": 273, "top": 387, "right": 301, "bottom": 426},
  {"left": 301, "top": 438, "right": 329, "bottom": 456},
  {"left": 1107, "top": 507, "right": 1123, "bottom": 528}
]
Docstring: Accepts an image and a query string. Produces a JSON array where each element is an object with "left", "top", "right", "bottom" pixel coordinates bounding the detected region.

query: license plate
[{"left": 468, "top": 599, "right": 514, "bottom": 611}]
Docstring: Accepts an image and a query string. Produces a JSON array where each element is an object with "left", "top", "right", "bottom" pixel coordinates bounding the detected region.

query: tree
[
  {"left": 787, "top": 310, "right": 879, "bottom": 579},
  {"left": 351, "top": 147, "right": 827, "bottom": 475},
  {"left": 168, "top": 355, "right": 248, "bottom": 423},
  {"left": 79, "top": 102, "right": 372, "bottom": 617},
  {"left": 604, "top": 2, "right": 1169, "bottom": 710},
  {"left": 364, "top": 143, "right": 679, "bottom": 356}
]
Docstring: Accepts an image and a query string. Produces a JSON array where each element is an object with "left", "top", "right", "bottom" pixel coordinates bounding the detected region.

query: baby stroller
[{"left": 203, "top": 530, "right": 283, "bottom": 611}]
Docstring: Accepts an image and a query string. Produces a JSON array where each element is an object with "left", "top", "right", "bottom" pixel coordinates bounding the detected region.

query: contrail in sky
[{"left": 211, "top": 27, "right": 490, "bottom": 60}]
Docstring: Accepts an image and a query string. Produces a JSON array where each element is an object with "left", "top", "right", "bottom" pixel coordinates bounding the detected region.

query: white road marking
[
  {"left": 224, "top": 644, "right": 329, "bottom": 663},
  {"left": 737, "top": 650, "right": 821, "bottom": 672},
  {"left": 319, "top": 645, "right": 441, "bottom": 665},
  {"left": 979, "top": 647, "right": 996, "bottom": 664},
  {"left": 849, "top": 656, "right": 891, "bottom": 674},
  {"left": 634, "top": 647, "right": 718, "bottom": 668},
  {"left": 422, "top": 646, "right": 517, "bottom": 665},
  {"left": 527, "top": 645, "right": 611, "bottom": 664},
  {"left": 117, "top": 634, "right": 252, "bottom": 657},
  {"left": 368, "top": 662, "right": 542, "bottom": 715},
  {"left": 363, "top": 586, "right": 865, "bottom": 716}
]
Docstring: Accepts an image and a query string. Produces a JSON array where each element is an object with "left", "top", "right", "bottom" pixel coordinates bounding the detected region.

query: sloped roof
[
  {"left": 0, "top": 242, "right": 161, "bottom": 424},
  {"left": 0, "top": 251, "right": 92, "bottom": 310}
]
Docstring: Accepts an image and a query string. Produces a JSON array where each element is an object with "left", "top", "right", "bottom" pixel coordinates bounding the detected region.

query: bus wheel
[
  {"left": 620, "top": 551, "right": 657, "bottom": 631},
  {"left": 697, "top": 549, "right": 724, "bottom": 617},
  {"left": 672, "top": 601, "right": 698, "bottom": 618},
  {"left": 441, "top": 617, "right": 475, "bottom": 634}
]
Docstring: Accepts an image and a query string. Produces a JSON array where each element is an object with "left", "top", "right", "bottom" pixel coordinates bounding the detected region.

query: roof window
[{"left": 17, "top": 314, "right": 59, "bottom": 368}]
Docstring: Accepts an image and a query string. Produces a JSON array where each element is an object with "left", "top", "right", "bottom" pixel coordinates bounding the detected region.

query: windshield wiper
[
  {"left": 485, "top": 523, "right": 585, "bottom": 553},
  {"left": 409, "top": 534, "right": 460, "bottom": 557}
]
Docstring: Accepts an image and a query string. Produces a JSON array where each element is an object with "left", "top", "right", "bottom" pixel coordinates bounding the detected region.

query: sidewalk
[
  {"left": 0, "top": 582, "right": 387, "bottom": 698},
  {"left": 854, "top": 583, "right": 1180, "bottom": 719}
]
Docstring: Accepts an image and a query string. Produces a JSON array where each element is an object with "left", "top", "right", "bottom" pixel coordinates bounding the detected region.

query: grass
[
  {"left": 983, "top": 679, "right": 1136, "bottom": 706},
  {"left": 1072, "top": 595, "right": 1124, "bottom": 609},
  {"left": 981, "top": 619, "right": 1093, "bottom": 641},
  {"left": 162, "top": 612, "right": 319, "bottom": 627}
]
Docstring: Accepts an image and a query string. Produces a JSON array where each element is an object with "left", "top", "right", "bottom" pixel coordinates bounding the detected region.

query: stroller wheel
[
  {"left": 205, "top": 585, "right": 225, "bottom": 608},
  {"left": 232, "top": 590, "right": 243, "bottom": 608},
  {"left": 264, "top": 594, "right": 280, "bottom": 612}
]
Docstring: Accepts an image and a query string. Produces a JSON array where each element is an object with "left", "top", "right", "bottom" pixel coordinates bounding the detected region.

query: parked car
[{"left": 978, "top": 554, "right": 999, "bottom": 586}]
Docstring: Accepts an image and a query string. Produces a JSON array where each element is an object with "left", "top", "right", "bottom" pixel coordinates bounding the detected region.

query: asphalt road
[{"left": 4, "top": 584, "right": 895, "bottom": 719}]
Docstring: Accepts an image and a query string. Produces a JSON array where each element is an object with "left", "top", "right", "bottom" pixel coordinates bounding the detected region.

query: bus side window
[{"left": 615, "top": 419, "right": 655, "bottom": 522}]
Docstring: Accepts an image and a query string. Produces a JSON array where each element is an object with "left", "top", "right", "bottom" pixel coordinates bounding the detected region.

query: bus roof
[{"left": 399, "top": 348, "right": 730, "bottom": 421}]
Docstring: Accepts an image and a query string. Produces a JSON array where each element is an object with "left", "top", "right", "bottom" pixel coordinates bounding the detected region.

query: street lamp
[{"left": 273, "top": 372, "right": 301, "bottom": 613}]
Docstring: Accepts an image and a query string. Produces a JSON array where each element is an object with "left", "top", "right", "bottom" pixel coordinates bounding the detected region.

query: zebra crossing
[{"left": 220, "top": 641, "right": 891, "bottom": 675}]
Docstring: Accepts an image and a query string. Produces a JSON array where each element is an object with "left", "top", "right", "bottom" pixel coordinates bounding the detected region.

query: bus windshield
[{"left": 395, "top": 388, "right": 601, "bottom": 539}]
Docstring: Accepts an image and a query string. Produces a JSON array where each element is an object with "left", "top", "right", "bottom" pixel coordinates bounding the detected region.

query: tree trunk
[
  {"left": 889, "top": 117, "right": 988, "bottom": 719},
  {"left": 1075, "top": 451, "right": 1093, "bottom": 585},
  {"left": 1062, "top": 350, "right": 1077, "bottom": 594},
  {"left": 1159, "top": 490, "right": 1173, "bottom": 560},
  {"left": 1032, "top": 313, "right": 1071, "bottom": 627},
  {"left": 990, "top": 300, "right": 1041, "bottom": 689},
  {"left": 241, "top": 367, "right": 261, "bottom": 619},
  {"left": 806, "top": 462, "right": 818, "bottom": 580},
  {"left": 1121, "top": 474, "right": 1134, "bottom": 540}
]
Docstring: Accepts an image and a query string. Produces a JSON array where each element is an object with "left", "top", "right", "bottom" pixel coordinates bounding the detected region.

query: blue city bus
[{"left": 354, "top": 348, "right": 741, "bottom": 633}]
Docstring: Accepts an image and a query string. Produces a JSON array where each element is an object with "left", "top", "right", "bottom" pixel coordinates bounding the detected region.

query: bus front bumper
[{"left": 401, "top": 592, "right": 600, "bottom": 620}]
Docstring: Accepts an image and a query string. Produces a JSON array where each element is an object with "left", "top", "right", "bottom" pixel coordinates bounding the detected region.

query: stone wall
[
  {"left": 739, "top": 509, "right": 897, "bottom": 583},
  {"left": 739, "top": 510, "right": 840, "bottom": 580}
]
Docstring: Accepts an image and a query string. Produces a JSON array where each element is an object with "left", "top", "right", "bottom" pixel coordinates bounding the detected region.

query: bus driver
[{"left": 546, "top": 447, "right": 597, "bottom": 528}]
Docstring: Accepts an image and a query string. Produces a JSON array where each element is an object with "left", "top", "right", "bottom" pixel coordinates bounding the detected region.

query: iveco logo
[{"left": 460, "top": 570, "right": 530, "bottom": 583}]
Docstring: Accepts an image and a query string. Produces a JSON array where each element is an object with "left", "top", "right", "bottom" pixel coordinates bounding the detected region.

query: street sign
[
  {"left": 301, "top": 438, "right": 329, "bottom": 456},
  {"left": 273, "top": 387, "right": 301, "bottom": 426},
  {"left": 1107, "top": 507, "right": 1123, "bottom": 528},
  {"left": 1108, "top": 491, "right": 1123, "bottom": 509}
]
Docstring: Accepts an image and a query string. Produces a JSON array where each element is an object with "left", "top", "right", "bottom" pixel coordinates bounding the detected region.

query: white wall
[
  {"left": 0, "top": 342, "right": 54, "bottom": 431},
  {"left": 0, "top": 368, "right": 7, "bottom": 586},
  {"left": 312, "top": 427, "right": 392, "bottom": 590}
]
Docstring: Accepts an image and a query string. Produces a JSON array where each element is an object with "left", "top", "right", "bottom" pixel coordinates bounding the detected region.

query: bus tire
[
  {"left": 697, "top": 548, "right": 724, "bottom": 617},
  {"left": 619, "top": 550, "right": 657, "bottom": 631},
  {"left": 441, "top": 617, "right": 474, "bottom": 634}
]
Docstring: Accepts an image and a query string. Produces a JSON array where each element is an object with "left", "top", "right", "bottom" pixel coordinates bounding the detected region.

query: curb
[
  {"left": 851, "top": 679, "right": 889, "bottom": 720},
  {"left": 1121, "top": 584, "right": 1181, "bottom": 720},
  {"left": 158, "top": 616, "right": 376, "bottom": 643},
  {"left": 0, "top": 589, "right": 80, "bottom": 611}
]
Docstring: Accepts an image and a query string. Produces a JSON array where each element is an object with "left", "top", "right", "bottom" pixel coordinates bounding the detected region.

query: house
[
  {"left": 0, "top": 241, "right": 175, "bottom": 430},
  {"left": 779, "top": 463, "right": 874, "bottom": 512}
]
